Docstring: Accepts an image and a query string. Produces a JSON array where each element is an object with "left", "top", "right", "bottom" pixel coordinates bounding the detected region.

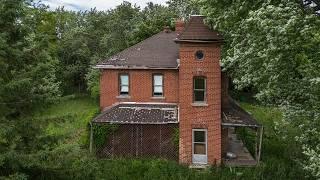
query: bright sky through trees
[{"left": 43, "top": 0, "right": 168, "bottom": 11}]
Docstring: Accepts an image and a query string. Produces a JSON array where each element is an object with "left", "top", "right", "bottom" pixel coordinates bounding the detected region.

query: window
[
  {"left": 193, "top": 77, "right": 206, "bottom": 102},
  {"left": 153, "top": 74, "right": 163, "bottom": 96},
  {"left": 195, "top": 50, "right": 204, "bottom": 60},
  {"left": 193, "top": 129, "right": 207, "bottom": 155},
  {"left": 119, "top": 74, "right": 129, "bottom": 95}
]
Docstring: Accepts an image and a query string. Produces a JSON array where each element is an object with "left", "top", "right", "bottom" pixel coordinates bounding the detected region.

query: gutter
[{"left": 94, "top": 65, "right": 179, "bottom": 70}]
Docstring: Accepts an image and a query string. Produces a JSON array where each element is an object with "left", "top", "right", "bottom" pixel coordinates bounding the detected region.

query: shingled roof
[
  {"left": 96, "top": 31, "right": 179, "bottom": 69},
  {"left": 93, "top": 103, "right": 178, "bottom": 124},
  {"left": 176, "top": 15, "right": 223, "bottom": 42},
  {"left": 222, "top": 99, "right": 261, "bottom": 128}
]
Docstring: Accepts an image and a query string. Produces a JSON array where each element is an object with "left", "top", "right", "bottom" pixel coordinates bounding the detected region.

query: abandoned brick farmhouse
[{"left": 92, "top": 15, "right": 263, "bottom": 167}]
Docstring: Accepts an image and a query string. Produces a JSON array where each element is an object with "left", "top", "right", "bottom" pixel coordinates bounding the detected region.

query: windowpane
[
  {"left": 121, "top": 86, "right": 129, "bottom": 93},
  {"left": 194, "top": 77, "right": 206, "bottom": 102},
  {"left": 119, "top": 74, "right": 129, "bottom": 95},
  {"left": 194, "top": 78, "right": 205, "bottom": 89},
  {"left": 120, "top": 75, "right": 128, "bottom": 85},
  {"left": 194, "top": 90, "right": 205, "bottom": 102},
  {"left": 194, "top": 143, "right": 206, "bottom": 154},
  {"left": 154, "top": 86, "right": 163, "bottom": 93},
  {"left": 194, "top": 131, "right": 205, "bottom": 142},
  {"left": 154, "top": 75, "right": 163, "bottom": 86},
  {"left": 153, "top": 74, "right": 163, "bottom": 96}
]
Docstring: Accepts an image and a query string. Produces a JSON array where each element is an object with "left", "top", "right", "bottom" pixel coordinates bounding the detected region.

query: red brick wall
[
  {"left": 100, "top": 69, "right": 179, "bottom": 110},
  {"left": 178, "top": 43, "right": 222, "bottom": 165}
]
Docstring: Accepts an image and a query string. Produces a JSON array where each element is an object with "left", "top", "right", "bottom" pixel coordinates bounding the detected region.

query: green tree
[{"left": 202, "top": 0, "right": 320, "bottom": 177}]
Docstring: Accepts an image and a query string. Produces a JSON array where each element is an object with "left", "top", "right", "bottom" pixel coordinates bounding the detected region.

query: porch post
[
  {"left": 257, "top": 126, "right": 263, "bottom": 163},
  {"left": 255, "top": 127, "right": 258, "bottom": 160},
  {"left": 89, "top": 122, "right": 93, "bottom": 153}
]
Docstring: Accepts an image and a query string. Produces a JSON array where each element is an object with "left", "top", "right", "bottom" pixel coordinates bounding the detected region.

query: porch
[
  {"left": 222, "top": 99, "right": 263, "bottom": 167},
  {"left": 90, "top": 103, "right": 179, "bottom": 160}
]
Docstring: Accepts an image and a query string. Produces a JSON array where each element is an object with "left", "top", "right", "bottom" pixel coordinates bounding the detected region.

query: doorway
[{"left": 192, "top": 129, "right": 208, "bottom": 164}]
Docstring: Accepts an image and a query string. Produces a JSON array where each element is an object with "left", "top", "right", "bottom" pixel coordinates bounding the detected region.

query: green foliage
[
  {"left": 85, "top": 67, "right": 100, "bottom": 100},
  {"left": 54, "top": 2, "right": 177, "bottom": 95},
  {"left": 92, "top": 124, "right": 119, "bottom": 149},
  {"left": 172, "top": 127, "right": 179, "bottom": 147},
  {"left": 167, "top": 0, "right": 200, "bottom": 19},
  {"left": 202, "top": 0, "right": 320, "bottom": 178},
  {"left": 0, "top": 0, "right": 61, "bottom": 117},
  {"left": 238, "top": 102, "right": 307, "bottom": 179}
]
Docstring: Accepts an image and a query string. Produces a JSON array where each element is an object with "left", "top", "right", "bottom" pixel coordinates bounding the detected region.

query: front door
[{"left": 192, "top": 129, "right": 208, "bottom": 164}]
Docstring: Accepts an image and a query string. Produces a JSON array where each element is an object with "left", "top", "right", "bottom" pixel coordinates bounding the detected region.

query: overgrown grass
[
  {"left": 32, "top": 95, "right": 99, "bottom": 146},
  {"left": 30, "top": 96, "right": 309, "bottom": 179},
  {"left": 236, "top": 102, "right": 308, "bottom": 179}
]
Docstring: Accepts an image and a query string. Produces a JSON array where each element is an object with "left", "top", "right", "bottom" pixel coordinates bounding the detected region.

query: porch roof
[
  {"left": 93, "top": 103, "right": 178, "bottom": 124},
  {"left": 222, "top": 99, "right": 261, "bottom": 128}
]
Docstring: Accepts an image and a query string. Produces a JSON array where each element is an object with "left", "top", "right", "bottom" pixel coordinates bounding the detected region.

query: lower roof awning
[
  {"left": 93, "top": 103, "right": 178, "bottom": 125},
  {"left": 222, "top": 99, "right": 261, "bottom": 128}
]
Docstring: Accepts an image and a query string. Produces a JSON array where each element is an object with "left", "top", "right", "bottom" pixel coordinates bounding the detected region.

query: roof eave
[
  {"left": 94, "top": 64, "right": 179, "bottom": 70},
  {"left": 221, "top": 122, "right": 262, "bottom": 128},
  {"left": 174, "top": 39, "right": 224, "bottom": 44}
]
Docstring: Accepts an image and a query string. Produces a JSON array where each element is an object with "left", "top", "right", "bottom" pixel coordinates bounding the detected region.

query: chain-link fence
[{"left": 97, "top": 124, "right": 179, "bottom": 161}]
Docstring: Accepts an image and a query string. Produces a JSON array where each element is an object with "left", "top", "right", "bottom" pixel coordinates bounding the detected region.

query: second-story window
[
  {"left": 119, "top": 74, "right": 129, "bottom": 95},
  {"left": 153, "top": 74, "right": 163, "bottom": 97},
  {"left": 193, "top": 77, "right": 206, "bottom": 102}
]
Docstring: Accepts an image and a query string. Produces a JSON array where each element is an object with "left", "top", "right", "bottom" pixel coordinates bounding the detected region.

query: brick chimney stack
[{"left": 175, "top": 19, "right": 185, "bottom": 35}]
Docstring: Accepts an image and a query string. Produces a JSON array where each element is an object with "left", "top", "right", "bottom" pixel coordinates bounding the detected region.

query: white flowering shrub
[{"left": 202, "top": 0, "right": 320, "bottom": 178}]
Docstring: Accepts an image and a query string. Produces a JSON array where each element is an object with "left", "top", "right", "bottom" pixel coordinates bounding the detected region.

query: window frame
[
  {"left": 119, "top": 73, "right": 130, "bottom": 96},
  {"left": 152, "top": 73, "right": 164, "bottom": 97},
  {"left": 192, "top": 129, "right": 207, "bottom": 155},
  {"left": 193, "top": 76, "right": 206, "bottom": 103},
  {"left": 195, "top": 50, "right": 204, "bottom": 61}
]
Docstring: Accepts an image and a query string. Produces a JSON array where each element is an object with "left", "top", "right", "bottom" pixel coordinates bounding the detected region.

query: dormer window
[
  {"left": 119, "top": 74, "right": 129, "bottom": 95},
  {"left": 193, "top": 77, "right": 206, "bottom": 102},
  {"left": 195, "top": 50, "right": 204, "bottom": 60},
  {"left": 153, "top": 74, "right": 163, "bottom": 97}
]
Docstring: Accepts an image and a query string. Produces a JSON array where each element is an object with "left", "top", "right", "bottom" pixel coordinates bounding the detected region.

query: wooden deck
[{"left": 223, "top": 128, "right": 257, "bottom": 167}]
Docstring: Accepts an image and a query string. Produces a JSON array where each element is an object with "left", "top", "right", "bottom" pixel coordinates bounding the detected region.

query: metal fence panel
[{"left": 98, "top": 124, "right": 178, "bottom": 161}]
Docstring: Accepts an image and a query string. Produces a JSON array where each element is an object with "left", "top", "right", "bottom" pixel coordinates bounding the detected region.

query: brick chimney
[{"left": 175, "top": 19, "right": 185, "bottom": 35}]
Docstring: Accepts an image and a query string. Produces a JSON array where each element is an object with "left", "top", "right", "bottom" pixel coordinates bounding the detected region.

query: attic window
[{"left": 195, "top": 50, "right": 204, "bottom": 60}]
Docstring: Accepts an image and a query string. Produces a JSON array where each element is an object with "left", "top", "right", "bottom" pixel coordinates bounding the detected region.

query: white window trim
[{"left": 192, "top": 129, "right": 208, "bottom": 164}]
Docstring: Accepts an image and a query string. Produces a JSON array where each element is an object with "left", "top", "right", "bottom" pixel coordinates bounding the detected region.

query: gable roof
[
  {"left": 96, "top": 31, "right": 179, "bottom": 69},
  {"left": 176, "top": 15, "right": 223, "bottom": 42}
]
